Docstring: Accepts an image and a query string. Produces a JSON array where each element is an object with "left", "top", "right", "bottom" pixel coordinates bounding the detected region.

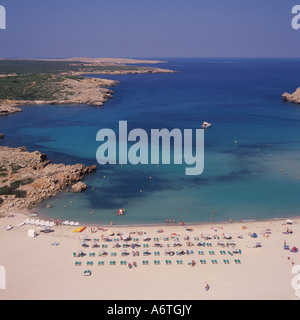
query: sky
[{"left": 0, "top": 0, "right": 300, "bottom": 58}]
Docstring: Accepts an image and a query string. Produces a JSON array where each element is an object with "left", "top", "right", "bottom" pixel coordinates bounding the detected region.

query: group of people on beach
[{"left": 165, "top": 219, "right": 185, "bottom": 226}]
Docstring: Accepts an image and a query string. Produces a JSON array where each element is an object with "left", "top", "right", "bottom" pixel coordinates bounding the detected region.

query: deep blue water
[{"left": 2, "top": 58, "right": 300, "bottom": 225}]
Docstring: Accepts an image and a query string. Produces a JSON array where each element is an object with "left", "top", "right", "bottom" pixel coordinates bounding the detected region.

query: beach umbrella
[
  {"left": 256, "top": 242, "right": 262, "bottom": 247},
  {"left": 286, "top": 220, "right": 294, "bottom": 225},
  {"left": 90, "top": 241, "right": 98, "bottom": 247},
  {"left": 251, "top": 233, "right": 258, "bottom": 238},
  {"left": 76, "top": 250, "right": 83, "bottom": 256},
  {"left": 122, "top": 234, "right": 130, "bottom": 240},
  {"left": 290, "top": 247, "right": 298, "bottom": 253},
  {"left": 224, "top": 233, "right": 232, "bottom": 239},
  {"left": 284, "top": 245, "right": 290, "bottom": 250}
]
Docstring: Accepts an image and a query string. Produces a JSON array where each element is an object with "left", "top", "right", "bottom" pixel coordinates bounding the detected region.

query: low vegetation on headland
[{"left": 0, "top": 58, "right": 175, "bottom": 115}]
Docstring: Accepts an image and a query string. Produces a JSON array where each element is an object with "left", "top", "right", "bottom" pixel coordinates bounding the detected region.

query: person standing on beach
[{"left": 204, "top": 282, "right": 210, "bottom": 291}]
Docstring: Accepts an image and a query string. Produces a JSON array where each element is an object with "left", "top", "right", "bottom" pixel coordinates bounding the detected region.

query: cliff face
[
  {"left": 0, "top": 146, "right": 96, "bottom": 211},
  {"left": 282, "top": 87, "right": 300, "bottom": 104}
]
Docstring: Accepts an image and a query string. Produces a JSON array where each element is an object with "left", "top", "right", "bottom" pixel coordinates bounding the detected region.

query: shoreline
[{"left": 14, "top": 206, "right": 300, "bottom": 229}]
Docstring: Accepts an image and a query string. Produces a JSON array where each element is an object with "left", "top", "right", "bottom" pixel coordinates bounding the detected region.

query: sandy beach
[{"left": 0, "top": 210, "right": 299, "bottom": 300}]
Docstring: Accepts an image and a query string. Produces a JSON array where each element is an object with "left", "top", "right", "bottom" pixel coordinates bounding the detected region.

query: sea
[{"left": 2, "top": 58, "right": 300, "bottom": 225}]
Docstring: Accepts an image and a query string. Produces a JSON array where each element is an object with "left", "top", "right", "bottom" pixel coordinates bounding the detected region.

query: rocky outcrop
[
  {"left": 0, "top": 100, "right": 24, "bottom": 116},
  {"left": 0, "top": 146, "right": 96, "bottom": 210},
  {"left": 0, "top": 76, "right": 119, "bottom": 114},
  {"left": 54, "top": 76, "right": 119, "bottom": 106},
  {"left": 72, "top": 182, "right": 87, "bottom": 193},
  {"left": 282, "top": 87, "right": 300, "bottom": 104}
]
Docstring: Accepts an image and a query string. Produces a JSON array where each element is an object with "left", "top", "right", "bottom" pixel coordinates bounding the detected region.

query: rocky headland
[
  {"left": 0, "top": 146, "right": 96, "bottom": 211},
  {"left": 0, "top": 76, "right": 119, "bottom": 116},
  {"left": 282, "top": 87, "right": 300, "bottom": 104}
]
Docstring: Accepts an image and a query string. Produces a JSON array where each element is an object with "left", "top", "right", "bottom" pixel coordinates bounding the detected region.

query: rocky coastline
[
  {"left": 0, "top": 146, "right": 96, "bottom": 212},
  {"left": 282, "top": 87, "right": 300, "bottom": 104},
  {"left": 0, "top": 76, "right": 119, "bottom": 116}
]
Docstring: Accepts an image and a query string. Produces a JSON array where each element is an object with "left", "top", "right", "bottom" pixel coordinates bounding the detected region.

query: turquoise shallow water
[{"left": 2, "top": 58, "right": 300, "bottom": 224}]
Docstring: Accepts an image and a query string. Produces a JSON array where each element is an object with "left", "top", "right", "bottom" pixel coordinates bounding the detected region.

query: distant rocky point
[{"left": 282, "top": 87, "right": 300, "bottom": 104}]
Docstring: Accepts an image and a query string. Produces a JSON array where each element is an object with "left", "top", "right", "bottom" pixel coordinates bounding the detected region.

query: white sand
[{"left": 0, "top": 210, "right": 299, "bottom": 300}]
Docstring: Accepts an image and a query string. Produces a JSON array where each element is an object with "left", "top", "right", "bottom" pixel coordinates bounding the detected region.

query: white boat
[{"left": 202, "top": 121, "right": 211, "bottom": 129}]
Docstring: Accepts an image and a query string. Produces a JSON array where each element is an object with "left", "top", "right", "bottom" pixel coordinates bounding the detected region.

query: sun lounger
[{"left": 83, "top": 270, "right": 91, "bottom": 276}]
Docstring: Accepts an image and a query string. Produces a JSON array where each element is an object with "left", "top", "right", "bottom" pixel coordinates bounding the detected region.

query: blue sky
[{"left": 0, "top": 0, "right": 300, "bottom": 58}]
